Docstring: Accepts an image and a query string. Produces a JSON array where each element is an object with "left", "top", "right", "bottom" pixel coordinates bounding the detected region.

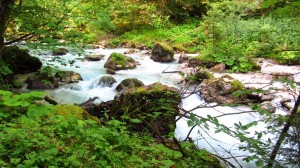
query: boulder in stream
[
  {"left": 55, "top": 71, "right": 83, "bottom": 83},
  {"left": 85, "top": 54, "right": 104, "bottom": 61},
  {"left": 199, "top": 75, "right": 244, "bottom": 104},
  {"left": 178, "top": 53, "right": 190, "bottom": 63},
  {"left": 98, "top": 75, "right": 117, "bottom": 87},
  {"left": 52, "top": 48, "right": 69, "bottom": 56},
  {"left": 115, "top": 78, "right": 144, "bottom": 92},
  {"left": 104, "top": 52, "right": 136, "bottom": 70},
  {"left": 111, "top": 82, "right": 181, "bottom": 137},
  {"left": 150, "top": 43, "right": 174, "bottom": 62}
]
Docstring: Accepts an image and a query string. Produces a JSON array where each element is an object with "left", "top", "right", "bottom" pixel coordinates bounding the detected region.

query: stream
[{"left": 28, "top": 47, "right": 297, "bottom": 168}]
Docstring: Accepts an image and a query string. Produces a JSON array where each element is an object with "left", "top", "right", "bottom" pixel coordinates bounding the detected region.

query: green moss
[
  {"left": 52, "top": 105, "right": 99, "bottom": 122},
  {"left": 156, "top": 42, "right": 174, "bottom": 55},
  {"left": 193, "top": 55, "right": 213, "bottom": 62},
  {"left": 108, "top": 52, "right": 135, "bottom": 68},
  {"left": 230, "top": 79, "right": 243, "bottom": 92}
]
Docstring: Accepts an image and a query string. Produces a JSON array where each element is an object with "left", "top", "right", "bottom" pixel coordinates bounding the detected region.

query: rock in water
[
  {"left": 199, "top": 75, "right": 244, "bottom": 104},
  {"left": 52, "top": 48, "right": 69, "bottom": 56},
  {"left": 116, "top": 78, "right": 144, "bottom": 92},
  {"left": 111, "top": 83, "right": 181, "bottom": 137},
  {"left": 104, "top": 52, "right": 136, "bottom": 70},
  {"left": 55, "top": 71, "right": 83, "bottom": 83},
  {"left": 98, "top": 75, "right": 117, "bottom": 87},
  {"left": 85, "top": 54, "right": 104, "bottom": 61},
  {"left": 150, "top": 43, "right": 174, "bottom": 62}
]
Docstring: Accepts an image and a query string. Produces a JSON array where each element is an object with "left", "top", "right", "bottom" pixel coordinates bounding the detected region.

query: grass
[{"left": 110, "top": 24, "right": 204, "bottom": 53}]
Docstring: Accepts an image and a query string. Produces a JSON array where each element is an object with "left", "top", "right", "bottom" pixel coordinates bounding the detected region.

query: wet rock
[
  {"left": 98, "top": 75, "right": 117, "bottom": 87},
  {"left": 116, "top": 78, "right": 144, "bottom": 92},
  {"left": 52, "top": 48, "right": 69, "bottom": 56},
  {"left": 261, "top": 93, "right": 275, "bottom": 101},
  {"left": 261, "top": 101, "right": 276, "bottom": 113},
  {"left": 0, "top": 46, "right": 42, "bottom": 74},
  {"left": 26, "top": 73, "right": 59, "bottom": 90},
  {"left": 150, "top": 43, "right": 174, "bottom": 62},
  {"left": 124, "top": 49, "right": 137, "bottom": 54},
  {"left": 55, "top": 71, "right": 83, "bottom": 83},
  {"left": 85, "top": 54, "right": 104, "bottom": 61},
  {"left": 104, "top": 52, "right": 136, "bottom": 70},
  {"left": 188, "top": 56, "right": 218, "bottom": 68},
  {"left": 210, "top": 63, "right": 226, "bottom": 72},
  {"left": 106, "top": 68, "right": 116, "bottom": 75},
  {"left": 199, "top": 75, "right": 244, "bottom": 104},
  {"left": 271, "top": 72, "right": 294, "bottom": 81},
  {"left": 111, "top": 83, "right": 181, "bottom": 137},
  {"left": 178, "top": 53, "right": 190, "bottom": 63}
]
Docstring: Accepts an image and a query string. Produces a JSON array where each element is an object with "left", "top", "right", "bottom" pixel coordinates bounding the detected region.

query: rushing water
[{"left": 29, "top": 47, "right": 283, "bottom": 167}]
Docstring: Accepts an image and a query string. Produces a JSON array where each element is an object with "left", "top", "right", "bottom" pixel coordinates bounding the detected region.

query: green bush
[
  {"left": 0, "top": 90, "right": 222, "bottom": 167},
  {"left": 199, "top": 0, "right": 300, "bottom": 72}
]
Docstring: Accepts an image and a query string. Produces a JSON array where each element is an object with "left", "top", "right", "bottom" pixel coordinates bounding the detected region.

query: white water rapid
[{"left": 28, "top": 47, "right": 291, "bottom": 168}]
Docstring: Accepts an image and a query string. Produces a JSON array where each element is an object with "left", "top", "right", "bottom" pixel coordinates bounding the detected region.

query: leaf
[
  {"left": 187, "top": 120, "right": 194, "bottom": 127},
  {"left": 131, "top": 118, "right": 142, "bottom": 123},
  {"left": 190, "top": 113, "right": 197, "bottom": 121},
  {"left": 0, "top": 90, "right": 13, "bottom": 97},
  {"left": 255, "top": 160, "right": 264, "bottom": 167},
  {"left": 215, "top": 129, "right": 221, "bottom": 133}
]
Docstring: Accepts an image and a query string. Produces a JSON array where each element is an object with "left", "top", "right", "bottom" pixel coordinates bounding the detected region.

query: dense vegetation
[{"left": 0, "top": 0, "right": 300, "bottom": 167}]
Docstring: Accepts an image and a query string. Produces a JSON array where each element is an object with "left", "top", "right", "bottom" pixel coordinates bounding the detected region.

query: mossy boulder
[
  {"left": 111, "top": 83, "right": 181, "bottom": 137},
  {"left": 104, "top": 52, "right": 136, "bottom": 70},
  {"left": 52, "top": 48, "right": 69, "bottom": 56},
  {"left": 98, "top": 75, "right": 117, "bottom": 87},
  {"left": 151, "top": 43, "right": 175, "bottom": 62},
  {"left": 55, "top": 71, "right": 83, "bottom": 83},
  {"left": 199, "top": 75, "right": 244, "bottom": 104},
  {"left": 0, "top": 46, "right": 42, "bottom": 74},
  {"left": 116, "top": 78, "right": 144, "bottom": 92},
  {"left": 52, "top": 105, "right": 99, "bottom": 123},
  {"left": 188, "top": 55, "right": 218, "bottom": 68}
]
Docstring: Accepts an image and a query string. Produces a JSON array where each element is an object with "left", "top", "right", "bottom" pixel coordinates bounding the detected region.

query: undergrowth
[{"left": 0, "top": 90, "right": 222, "bottom": 167}]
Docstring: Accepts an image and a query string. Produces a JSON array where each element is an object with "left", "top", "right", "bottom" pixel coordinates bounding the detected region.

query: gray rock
[
  {"left": 178, "top": 53, "right": 190, "bottom": 63},
  {"left": 261, "top": 101, "right": 276, "bottom": 113},
  {"left": 150, "top": 43, "right": 174, "bottom": 62},
  {"left": 85, "top": 54, "right": 105, "bottom": 61},
  {"left": 55, "top": 71, "right": 83, "bottom": 83},
  {"left": 98, "top": 76, "right": 117, "bottom": 87},
  {"left": 52, "top": 48, "right": 69, "bottom": 56},
  {"left": 116, "top": 78, "right": 144, "bottom": 92}
]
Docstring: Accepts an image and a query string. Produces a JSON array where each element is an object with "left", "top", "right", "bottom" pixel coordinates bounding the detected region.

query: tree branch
[{"left": 267, "top": 91, "right": 300, "bottom": 167}]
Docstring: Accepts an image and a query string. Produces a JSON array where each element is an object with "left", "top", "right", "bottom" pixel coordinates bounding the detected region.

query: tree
[{"left": 0, "top": 0, "right": 14, "bottom": 50}]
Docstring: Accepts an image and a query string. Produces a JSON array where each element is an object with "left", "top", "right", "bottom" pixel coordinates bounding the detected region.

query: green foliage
[
  {"left": 0, "top": 89, "right": 220, "bottom": 167},
  {"left": 113, "top": 24, "right": 204, "bottom": 53},
  {"left": 200, "top": 0, "right": 300, "bottom": 72}
]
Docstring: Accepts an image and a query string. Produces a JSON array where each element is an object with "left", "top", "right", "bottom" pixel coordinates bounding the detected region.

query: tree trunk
[{"left": 0, "top": 0, "right": 14, "bottom": 50}]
